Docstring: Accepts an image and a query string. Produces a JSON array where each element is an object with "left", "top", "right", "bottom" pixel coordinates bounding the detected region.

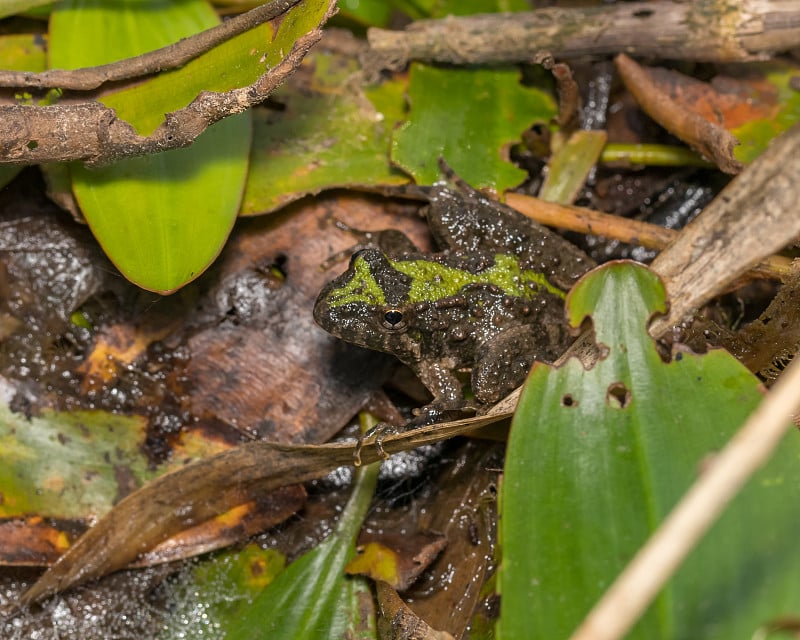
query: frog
[{"left": 313, "top": 180, "right": 595, "bottom": 413}]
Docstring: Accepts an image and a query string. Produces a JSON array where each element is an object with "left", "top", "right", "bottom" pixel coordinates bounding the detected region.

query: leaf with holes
[{"left": 498, "top": 261, "right": 800, "bottom": 639}]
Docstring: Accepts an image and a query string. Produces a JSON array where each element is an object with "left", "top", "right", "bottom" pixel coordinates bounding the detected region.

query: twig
[
  {"left": 569, "top": 353, "right": 800, "bottom": 640},
  {"left": 0, "top": 0, "right": 303, "bottom": 90},
  {"left": 365, "top": 0, "right": 800, "bottom": 73},
  {"left": 504, "top": 192, "right": 791, "bottom": 281},
  {"left": 0, "top": 0, "right": 338, "bottom": 166}
]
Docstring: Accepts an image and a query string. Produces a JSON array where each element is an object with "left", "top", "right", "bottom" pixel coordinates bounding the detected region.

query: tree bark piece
[{"left": 366, "top": 0, "right": 800, "bottom": 72}]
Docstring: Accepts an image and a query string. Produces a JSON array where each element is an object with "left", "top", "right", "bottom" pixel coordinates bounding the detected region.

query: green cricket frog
[{"left": 313, "top": 182, "right": 594, "bottom": 412}]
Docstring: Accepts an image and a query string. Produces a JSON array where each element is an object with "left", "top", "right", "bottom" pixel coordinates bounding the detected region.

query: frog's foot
[{"left": 353, "top": 421, "right": 399, "bottom": 466}]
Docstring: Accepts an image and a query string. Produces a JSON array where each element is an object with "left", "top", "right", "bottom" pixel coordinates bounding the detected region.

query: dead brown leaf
[{"left": 615, "top": 53, "right": 743, "bottom": 174}]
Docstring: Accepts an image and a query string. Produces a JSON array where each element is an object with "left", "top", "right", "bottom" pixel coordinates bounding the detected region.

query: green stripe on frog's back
[{"left": 390, "top": 254, "right": 566, "bottom": 303}]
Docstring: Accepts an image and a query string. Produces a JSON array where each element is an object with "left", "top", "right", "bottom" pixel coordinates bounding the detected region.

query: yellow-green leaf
[{"left": 241, "top": 51, "right": 408, "bottom": 215}]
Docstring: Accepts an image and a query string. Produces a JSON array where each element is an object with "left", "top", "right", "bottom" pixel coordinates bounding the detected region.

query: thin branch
[
  {"left": 0, "top": 0, "right": 338, "bottom": 166},
  {"left": 504, "top": 192, "right": 791, "bottom": 281},
  {"left": 0, "top": 0, "right": 303, "bottom": 90},
  {"left": 365, "top": 0, "right": 800, "bottom": 73},
  {"left": 569, "top": 353, "right": 800, "bottom": 640}
]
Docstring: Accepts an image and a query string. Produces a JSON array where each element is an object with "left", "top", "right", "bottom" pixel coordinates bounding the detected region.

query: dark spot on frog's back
[{"left": 425, "top": 184, "right": 593, "bottom": 288}]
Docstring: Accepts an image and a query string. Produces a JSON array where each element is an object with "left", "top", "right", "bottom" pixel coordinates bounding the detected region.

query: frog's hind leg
[{"left": 472, "top": 325, "right": 563, "bottom": 405}]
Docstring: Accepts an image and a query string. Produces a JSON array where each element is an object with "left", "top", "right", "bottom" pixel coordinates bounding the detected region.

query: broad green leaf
[
  {"left": 222, "top": 449, "right": 380, "bottom": 639},
  {"left": 241, "top": 51, "right": 408, "bottom": 215},
  {"left": 91, "top": 0, "right": 331, "bottom": 137},
  {"left": 392, "top": 63, "right": 556, "bottom": 191},
  {"left": 48, "top": 0, "right": 248, "bottom": 293},
  {"left": 498, "top": 262, "right": 800, "bottom": 638},
  {"left": 48, "top": 0, "right": 331, "bottom": 292}
]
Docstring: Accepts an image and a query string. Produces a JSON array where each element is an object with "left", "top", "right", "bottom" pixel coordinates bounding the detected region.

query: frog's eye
[{"left": 382, "top": 309, "right": 405, "bottom": 329}]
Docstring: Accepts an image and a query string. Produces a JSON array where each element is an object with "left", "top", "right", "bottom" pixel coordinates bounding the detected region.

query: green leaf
[
  {"left": 241, "top": 51, "right": 408, "bottom": 215},
  {"left": 498, "top": 262, "right": 800, "bottom": 639},
  {"left": 337, "top": 0, "right": 528, "bottom": 24},
  {"left": 0, "top": 400, "right": 229, "bottom": 520},
  {"left": 47, "top": 0, "right": 249, "bottom": 293},
  {"left": 540, "top": 130, "right": 607, "bottom": 204},
  {"left": 392, "top": 63, "right": 556, "bottom": 191},
  {"left": 159, "top": 545, "right": 287, "bottom": 639},
  {"left": 422, "top": 0, "right": 529, "bottom": 16},
  {"left": 0, "top": 33, "right": 46, "bottom": 72},
  {"left": 336, "top": 0, "right": 393, "bottom": 27},
  {"left": 222, "top": 451, "right": 380, "bottom": 639},
  {"left": 399, "top": 0, "right": 528, "bottom": 19},
  {"left": 0, "top": 405, "right": 151, "bottom": 519},
  {"left": 48, "top": 0, "right": 332, "bottom": 292}
]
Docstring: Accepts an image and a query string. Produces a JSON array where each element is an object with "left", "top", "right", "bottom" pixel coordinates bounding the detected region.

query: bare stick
[
  {"left": 366, "top": 0, "right": 800, "bottom": 72},
  {"left": 0, "top": 0, "right": 337, "bottom": 166},
  {"left": 569, "top": 353, "right": 800, "bottom": 640},
  {"left": 0, "top": 0, "right": 303, "bottom": 90}
]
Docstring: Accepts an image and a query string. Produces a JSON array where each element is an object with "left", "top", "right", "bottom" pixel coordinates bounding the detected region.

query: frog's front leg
[{"left": 413, "top": 359, "right": 477, "bottom": 421}]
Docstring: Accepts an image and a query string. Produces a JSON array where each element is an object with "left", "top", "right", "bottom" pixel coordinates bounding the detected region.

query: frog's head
[{"left": 314, "top": 249, "right": 417, "bottom": 356}]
